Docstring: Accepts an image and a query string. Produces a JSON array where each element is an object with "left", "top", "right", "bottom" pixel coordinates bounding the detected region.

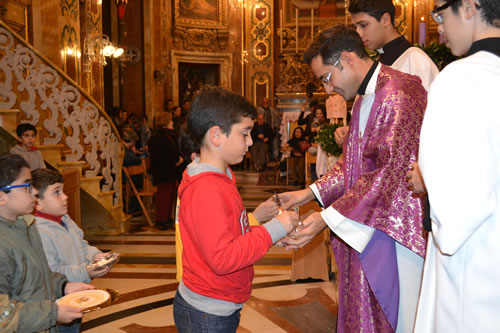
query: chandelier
[{"left": 82, "top": 34, "right": 124, "bottom": 72}]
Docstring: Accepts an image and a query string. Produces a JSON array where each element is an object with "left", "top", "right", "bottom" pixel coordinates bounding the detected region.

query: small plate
[
  {"left": 57, "top": 289, "right": 111, "bottom": 313},
  {"left": 87, "top": 253, "right": 120, "bottom": 269}
]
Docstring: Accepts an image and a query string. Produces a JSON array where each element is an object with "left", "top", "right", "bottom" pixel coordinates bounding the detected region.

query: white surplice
[
  {"left": 416, "top": 51, "right": 500, "bottom": 332},
  {"left": 391, "top": 47, "right": 439, "bottom": 92}
]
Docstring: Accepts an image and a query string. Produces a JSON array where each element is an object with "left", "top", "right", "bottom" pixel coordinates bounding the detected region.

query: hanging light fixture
[
  {"left": 83, "top": 34, "right": 124, "bottom": 72},
  {"left": 116, "top": 0, "right": 128, "bottom": 22}
]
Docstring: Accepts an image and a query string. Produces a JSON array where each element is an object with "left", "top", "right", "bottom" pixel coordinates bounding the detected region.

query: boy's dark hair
[
  {"left": 445, "top": 0, "right": 500, "bottom": 26},
  {"left": 31, "top": 168, "right": 64, "bottom": 200},
  {"left": 303, "top": 25, "right": 369, "bottom": 67},
  {"left": 122, "top": 130, "right": 139, "bottom": 144},
  {"left": 0, "top": 154, "right": 30, "bottom": 192},
  {"left": 187, "top": 86, "right": 257, "bottom": 150},
  {"left": 348, "top": 0, "right": 396, "bottom": 25},
  {"left": 178, "top": 124, "right": 199, "bottom": 163},
  {"left": 16, "top": 123, "right": 37, "bottom": 137}
]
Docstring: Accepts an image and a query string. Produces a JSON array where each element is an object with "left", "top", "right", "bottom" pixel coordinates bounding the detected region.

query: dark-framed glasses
[
  {"left": 319, "top": 58, "right": 341, "bottom": 85},
  {"left": 0, "top": 183, "right": 33, "bottom": 194},
  {"left": 431, "top": 0, "right": 462, "bottom": 24}
]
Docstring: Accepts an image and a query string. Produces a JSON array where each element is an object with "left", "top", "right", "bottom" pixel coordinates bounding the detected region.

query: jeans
[
  {"left": 58, "top": 320, "right": 81, "bottom": 333},
  {"left": 173, "top": 291, "right": 241, "bottom": 333}
]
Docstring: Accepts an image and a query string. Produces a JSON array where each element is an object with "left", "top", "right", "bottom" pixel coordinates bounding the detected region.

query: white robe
[
  {"left": 392, "top": 47, "right": 439, "bottom": 92},
  {"left": 416, "top": 51, "right": 500, "bottom": 332}
]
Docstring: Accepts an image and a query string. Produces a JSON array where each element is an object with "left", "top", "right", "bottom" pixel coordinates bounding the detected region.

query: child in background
[
  {"left": 174, "top": 125, "right": 281, "bottom": 282},
  {"left": 32, "top": 168, "right": 113, "bottom": 332},
  {"left": 10, "top": 122, "right": 46, "bottom": 170},
  {"left": 173, "top": 86, "right": 299, "bottom": 332},
  {"left": 0, "top": 154, "right": 93, "bottom": 332}
]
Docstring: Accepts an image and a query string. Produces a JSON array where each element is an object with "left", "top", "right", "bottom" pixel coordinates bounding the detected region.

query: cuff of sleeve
[
  {"left": 309, "top": 184, "right": 324, "bottom": 208},
  {"left": 320, "top": 207, "right": 375, "bottom": 253},
  {"left": 263, "top": 217, "right": 288, "bottom": 244},
  {"left": 61, "top": 280, "right": 68, "bottom": 297}
]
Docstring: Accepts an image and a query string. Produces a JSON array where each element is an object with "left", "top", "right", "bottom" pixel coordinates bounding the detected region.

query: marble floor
[{"left": 82, "top": 170, "right": 338, "bottom": 332}]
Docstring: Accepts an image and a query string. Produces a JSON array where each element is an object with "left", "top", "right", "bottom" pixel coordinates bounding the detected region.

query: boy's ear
[
  {"left": 381, "top": 12, "right": 392, "bottom": 27},
  {"left": 208, "top": 126, "right": 224, "bottom": 147},
  {"left": 0, "top": 191, "right": 8, "bottom": 206}
]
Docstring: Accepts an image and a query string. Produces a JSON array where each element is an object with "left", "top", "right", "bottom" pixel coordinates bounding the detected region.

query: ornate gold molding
[{"left": 173, "top": 26, "right": 229, "bottom": 52}]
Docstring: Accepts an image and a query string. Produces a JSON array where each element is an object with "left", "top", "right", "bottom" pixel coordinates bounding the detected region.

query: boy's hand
[
  {"left": 56, "top": 305, "right": 82, "bottom": 324},
  {"left": 87, "top": 264, "right": 112, "bottom": 278},
  {"left": 275, "top": 210, "right": 300, "bottom": 234},
  {"left": 93, "top": 252, "right": 110, "bottom": 260},
  {"left": 64, "top": 282, "right": 95, "bottom": 295},
  {"left": 253, "top": 197, "right": 280, "bottom": 222}
]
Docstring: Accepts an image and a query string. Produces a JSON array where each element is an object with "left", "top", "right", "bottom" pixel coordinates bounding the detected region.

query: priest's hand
[
  {"left": 406, "top": 162, "right": 426, "bottom": 194},
  {"left": 334, "top": 125, "right": 349, "bottom": 146},
  {"left": 280, "top": 212, "right": 327, "bottom": 249},
  {"left": 279, "top": 188, "right": 315, "bottom": 210}
]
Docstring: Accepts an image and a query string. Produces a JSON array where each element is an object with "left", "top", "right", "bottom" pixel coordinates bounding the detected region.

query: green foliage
[
  {"left": 417, "top": 42, "right": 459, "bottom": 71},
  {"left": 315, "top": 123, "right": 343, "bottom": 157}
]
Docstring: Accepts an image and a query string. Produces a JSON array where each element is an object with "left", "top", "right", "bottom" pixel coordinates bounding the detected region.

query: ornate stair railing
[{"left": 0, "top": 20, "right": 123, "bottom": 207}]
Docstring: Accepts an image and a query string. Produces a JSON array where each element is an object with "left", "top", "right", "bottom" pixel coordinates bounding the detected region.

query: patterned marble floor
[{"left": 81, "top": 170, "right": 338, "bottom": 332}]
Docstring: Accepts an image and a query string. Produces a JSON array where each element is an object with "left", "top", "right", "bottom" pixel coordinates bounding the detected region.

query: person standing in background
[
  {"left": 415, "top": 0, "right": 500, "bottom": 331},
  {"left": 257, "top": 97, "right": 282, "bottom": 161}
]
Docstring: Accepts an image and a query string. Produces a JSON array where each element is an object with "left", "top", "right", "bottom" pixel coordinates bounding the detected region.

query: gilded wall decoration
[
  {"left": 173, "top": 26, "right": 229, "bottom": 52},
  {"left": 276, "top": 54, "right": 322, "bottom": 94},
  {"left": 60, "top": 0, "right": 78, "bottom": 21},
  {"left": 250, "top": 2, "right": 271, "bottom": 63}
]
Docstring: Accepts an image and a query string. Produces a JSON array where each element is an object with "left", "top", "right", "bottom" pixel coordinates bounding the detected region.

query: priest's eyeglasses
[
  {"left": 0, "top": 183, "right": 33, "bottom": 194},
  {"left": 319, "top": 58, "right": 341, "bottom": 86},
  {"left": 431, "top": 0, "right": 459, "bottom": 24}
]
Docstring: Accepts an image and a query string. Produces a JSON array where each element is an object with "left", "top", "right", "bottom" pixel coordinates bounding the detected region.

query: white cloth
[
  {"left": 391, "top": 47, "right": 439, "bottom": 92},
  {"left": 310, "top": 62, "right": 423, "bottom": 332},
  {"left": 415, "top": 51, "right": 500, "bottom": 332}
]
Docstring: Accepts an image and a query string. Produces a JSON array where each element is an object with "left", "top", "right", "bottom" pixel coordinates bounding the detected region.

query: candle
[
  {"left": 295, "top": 8, "right": 298, "bottom": 54},
  {"left": 418, "top": 17, "right": 426, "bottom": 46},
  {"left": 311, "top": 9, "right": 314, "bottom": 43},
  {"left": 280, "top": 9, "right": 283, "bottom": 54}
]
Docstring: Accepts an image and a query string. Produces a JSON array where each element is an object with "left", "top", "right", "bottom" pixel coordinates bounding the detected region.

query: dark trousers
[{"left": 155, "top": 182, "right": 176, "bottom": 222}]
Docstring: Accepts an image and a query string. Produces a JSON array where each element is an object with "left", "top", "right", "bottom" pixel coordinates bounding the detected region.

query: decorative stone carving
[{"left": 0, "top": 24, "right": 122, "bottom": 205}]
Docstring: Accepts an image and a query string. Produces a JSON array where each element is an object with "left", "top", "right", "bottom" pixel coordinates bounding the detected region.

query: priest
[{"left": 279, "top": 25, "right": 427, "bottom": 332}]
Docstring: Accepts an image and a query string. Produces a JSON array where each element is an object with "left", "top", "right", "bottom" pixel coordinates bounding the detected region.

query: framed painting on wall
[{"left": 174, "top": 0, "right": 228, "bottom": 29}]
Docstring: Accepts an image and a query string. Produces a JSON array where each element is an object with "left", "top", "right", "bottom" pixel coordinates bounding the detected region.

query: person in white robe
[
  {"left": 415, "top": 0, "right": 500, "bottom": 331},
  {"left": 333, "top": 0, "right": 440, "bottom": 148}
]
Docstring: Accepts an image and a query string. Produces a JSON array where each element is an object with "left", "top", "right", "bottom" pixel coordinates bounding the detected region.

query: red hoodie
[{"left": 178, "top": 166, "right": 273, "bottom": 303}]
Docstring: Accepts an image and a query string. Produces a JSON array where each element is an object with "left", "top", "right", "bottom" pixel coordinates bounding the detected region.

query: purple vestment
[{"left": 315, "top": 65, "right": 427, "bottom": 332}]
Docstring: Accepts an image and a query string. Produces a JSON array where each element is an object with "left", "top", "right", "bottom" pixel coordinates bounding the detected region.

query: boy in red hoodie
[{"left": 173, "top": 86, "right": 299, "bottom": 332}]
